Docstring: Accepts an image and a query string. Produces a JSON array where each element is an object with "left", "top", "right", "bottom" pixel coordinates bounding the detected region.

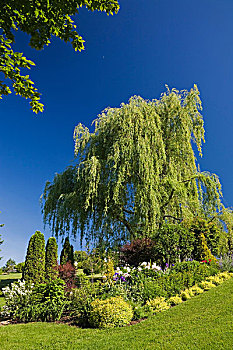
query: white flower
[
  {"left": 138, "top": 267, "right": 142, "bottom": 271},
  {"left": 141, "top": 262, "right": 148, "bottom": 267},
  {"left": 123, "top": 273, "right": 130, "bottom": 278},
  {"left": 151, "top": 263, "right": 162, "bottom": 271}
]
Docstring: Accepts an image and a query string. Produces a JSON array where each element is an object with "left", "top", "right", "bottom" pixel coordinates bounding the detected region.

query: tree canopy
[
  {"left": 0, "top": 0, "right": 120, "bottom": 113},
  {"left": 42, "top": 86, "right": 233, "bottom": 248}
]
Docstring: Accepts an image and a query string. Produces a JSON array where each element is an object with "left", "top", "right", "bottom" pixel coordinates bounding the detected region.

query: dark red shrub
[
  {"left": 120, "top": 238, "right": 156, "bottom": 266},
  {"left": 57, "top": 262, "right": 76, "bottom": 292}
]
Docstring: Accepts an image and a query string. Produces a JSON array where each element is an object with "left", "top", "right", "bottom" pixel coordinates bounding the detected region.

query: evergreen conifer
[
  {"left": 45, "top": 237, "right": 58, "bottom": 280},
  {"left": 60, "top": 237, "right": 74, "bottom": 265},
  {"left": 23, "top": 231, "right": 45, "bottom": 284}
]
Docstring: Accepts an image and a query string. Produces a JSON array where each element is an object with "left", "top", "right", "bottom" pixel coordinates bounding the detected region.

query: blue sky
[{"left": 1, "top": 0, "right": 233, "bottom": 265}]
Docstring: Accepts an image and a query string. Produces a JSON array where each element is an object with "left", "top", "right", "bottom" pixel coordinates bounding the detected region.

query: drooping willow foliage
[{"left": 42, "top": 86, "right": 233, "bottom": 247}]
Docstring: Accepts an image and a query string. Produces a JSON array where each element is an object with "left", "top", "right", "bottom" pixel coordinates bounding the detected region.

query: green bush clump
[
  {"left": 129, "top": 301, "right": 152, "bottom": 320},
  {"left": 2, "top": 279, "right": 67, "bottom": 322},
  {"left": 68, "top": 278, "right": 102, "bottom": 327},
  {"left": 89, "top": 297, "right": 133, "bottom": 328}
]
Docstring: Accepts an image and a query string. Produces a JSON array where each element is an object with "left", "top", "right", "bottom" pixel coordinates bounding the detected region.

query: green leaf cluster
[{"left": 0, "top": 0, "right": 120, "bottom": 112}]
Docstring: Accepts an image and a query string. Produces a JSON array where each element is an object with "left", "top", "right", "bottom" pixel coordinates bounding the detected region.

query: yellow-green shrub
[
  {"left": 89, "top": 297, "right": 133, "bottom": 328},
  {"left": 218, "top": 271, "right": 232, "bottom": 281},
  {"left": 146, "top": 297, "right": 170, "bottom": 313},
  {"left": 199, "top": 280, "right": 216, "bottom": 291},
  {"left": 180, "top": 289, "right": 191, "bottom": 301},
  {"left": 189, "top": 285, "right": 204, "bottom": 295},
  {"left": 168, "top": 295, "right": 183, "bottom": 306},
  {"left": 104, "top": 258, "right": 115, "bottom": 282},
  {"left": 207, "top": 275, "right": 222, "bottom": 285}
]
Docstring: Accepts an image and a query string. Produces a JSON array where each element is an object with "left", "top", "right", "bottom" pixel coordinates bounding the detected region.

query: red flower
[
  {"left": 204, "top": 260, "right": 207, "bottom": 263},
  {"left": 209, "top": 259, "right": 211, "bottom": 262}
]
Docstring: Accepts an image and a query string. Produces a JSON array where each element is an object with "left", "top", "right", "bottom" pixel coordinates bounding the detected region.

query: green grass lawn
[
  {"left": 0, "top": 273, "right": 22, "bottom": 289},
  {"left": 0, "top": 273, "right": 22, "bottom": 308},
  {"left": 0, "top": 277, "right": 233, "bottom": 350}
]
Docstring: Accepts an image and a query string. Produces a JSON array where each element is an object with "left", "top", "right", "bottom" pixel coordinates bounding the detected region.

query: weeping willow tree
[{"left": 42, "top": 85, "right": 233, "bottom": 247}]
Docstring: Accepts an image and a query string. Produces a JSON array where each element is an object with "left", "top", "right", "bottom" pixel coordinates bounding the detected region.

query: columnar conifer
[
  {"left": 60, "top": 237, "right": 74, "bottom": 265},
  {"left": 45, "top": 237, "right": 58, "bottom": 280},
  {"left": 23, "top": 231, "right": 45, "bottom": 284}
]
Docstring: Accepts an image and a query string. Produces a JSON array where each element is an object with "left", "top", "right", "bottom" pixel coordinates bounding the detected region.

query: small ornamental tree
[
  {"left": 60, "top": 237, "right": 74, "bottom": 265},
  {"left": 23, "top": 231, "right": 45, "bottom": 284},
  {"left": 57, "top": 262, "right": 76, "bottom": 292},
  {"left": 45, "top": 237, "right": 58, "bottom": 280},
  {"left": 120, "top": 238, "right": 156, "bottom": 267}
]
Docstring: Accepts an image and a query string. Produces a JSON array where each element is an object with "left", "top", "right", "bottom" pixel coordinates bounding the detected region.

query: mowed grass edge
[{"left": 0, "top": 277, "right": 233, "bottom": 350}]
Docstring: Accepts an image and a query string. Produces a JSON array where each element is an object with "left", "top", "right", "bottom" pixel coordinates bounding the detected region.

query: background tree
[
  {"left": 23, "top": 231, "right": 45, "bottom": 284},
  {"left": 42, "top": 86, "right": 233, "bottom": 250},
  {"left": 0, "top": 0, "right": 120, "bottom": 113},
  {"left": 15, "top": 262, "right": 25, "bottom": 273},
  {"left": 0, "top": 223, "right": 3, "bottom": 261},
  {"left": 60, "top": 237, "right": 74, "bottom": 265},
  {"left": 45, "top": 237, "right": 58, "bottom": 280},
  {"left": 3, "top": 258, "right": 16, "bottom": 273}
]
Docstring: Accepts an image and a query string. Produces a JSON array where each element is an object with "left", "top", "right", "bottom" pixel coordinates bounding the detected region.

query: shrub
[
  {"left": 145, "top": 297, "right": 170, "bottom": 313},
  {"left": 120, "top": 238, "right": 156, "bottom": 267},
  {"left": 68, "top": 278, "right": 104, "bottom": 327},
  {"left": 218, "top": 254, "right": 233, "bottom": 272},
  {"left": 168, "top": 295, "right": 183, "bottom": 306},
  {"left": 58, "top": 262, "right": 76, "bottom": 291},
  {"left": 89, "top": 297, "right": 133, "bottom": 328},
  {"left": 199, "top": 280, "right": 216, "bottom": 291},
  {"left": 180, "top": 290, "right": 191, "bottom": 301},
  {"left": 153, "top": 223, "right": 194, "bottom": 267},
  {"left": 2, "top": 279, "right": 67, "bottom": 322},
  {"left": 23, "top": 231, "right": 45, "bottom": 284},
  {"left": 185, "top": 217, "right": 221, "bottom": 260},
  {"left": 207, "top": 275, "right": 222, "bottom": 285},
  {"left": 45, "top": 237, "right": 58, "bottom": 280},
  {"left": 26, "top": 279, "right": 67, "bottom": 322},
  {"left": 1, "top": 280, "right": 34, "bottom": 320},
  {"left": 129, "top": 301, "right": 151, "bottom": 320},
  {"left": 189, "top": 285, "right": 204, "bottom": 295},
  {"left": 218, "top": 271, "right": 233, "bottom": 281},
  {"left": 104, "top": 258, "right": 115, "bottom": 282}
]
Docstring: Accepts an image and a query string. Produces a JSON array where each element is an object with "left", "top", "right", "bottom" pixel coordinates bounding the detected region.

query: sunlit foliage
[{"left": 42, "top": 86, "right": 233, "bottom": 247}]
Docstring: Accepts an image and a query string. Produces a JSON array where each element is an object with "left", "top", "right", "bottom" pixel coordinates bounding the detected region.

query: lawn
[
  {"left": 0, "top": 277, "right": 232, "bottom": 350},
  {"left": 0, "top": 273, "right": 22, "bottom": 289},
  {"left": 0, "top": 273, "right": 22, "bottom": 308}
]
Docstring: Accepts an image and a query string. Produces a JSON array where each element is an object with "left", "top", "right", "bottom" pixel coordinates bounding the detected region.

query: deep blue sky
[{"left": 1, "top": 0, "right": 233, "bottom": 266}]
